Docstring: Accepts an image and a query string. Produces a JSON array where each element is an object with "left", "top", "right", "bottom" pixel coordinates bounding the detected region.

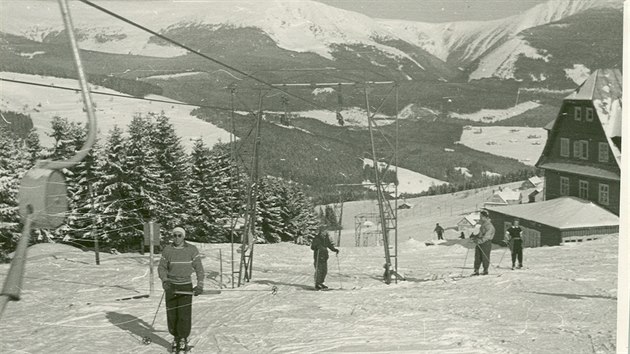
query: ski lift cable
[
  {"left": 76, "top": 0, "right": 336, "bottom": 114},
  {"left": 0, "top": 77, "right": 235, "bottom": 113}
]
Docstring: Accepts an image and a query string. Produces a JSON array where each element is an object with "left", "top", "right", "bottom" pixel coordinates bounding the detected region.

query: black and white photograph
[{"left": 0, "top": 0, "right": 627, "bottom": 352}]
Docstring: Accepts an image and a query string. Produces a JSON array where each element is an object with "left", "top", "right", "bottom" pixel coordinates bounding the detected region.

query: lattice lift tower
[{"left": 231, "top": 79, "right": 404, "bottom": 285}]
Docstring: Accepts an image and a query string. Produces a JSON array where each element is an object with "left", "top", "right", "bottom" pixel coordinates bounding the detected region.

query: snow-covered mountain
[
  {"left": 1, "top": 0, "right": 621, "bottom": 83},
  {"left": 379, "top": 0, "right": 622, "bottom": 80}
]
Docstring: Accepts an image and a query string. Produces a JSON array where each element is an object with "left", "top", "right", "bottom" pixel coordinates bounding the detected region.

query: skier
[
  {"left": 311, "top": 229, "right": 339, "bottom": 290},
  {"left": 505, "top": 219, "right": 524, "bottom": 269},
  {"left": 434, "top": 223, "right": 445, "bottom": 240},
  {"left": 470, "top": 210, "right": 495, "bottom": 276},
  {"left": 158, "top": 226, "right": 204, "bottom": 353}
]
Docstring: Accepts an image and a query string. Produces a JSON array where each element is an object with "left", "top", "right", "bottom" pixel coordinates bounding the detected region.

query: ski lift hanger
[{"left": 0, "top": 0, "right": 98, "bottom": 319}]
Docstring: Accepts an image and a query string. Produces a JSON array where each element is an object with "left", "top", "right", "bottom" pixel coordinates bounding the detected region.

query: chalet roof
[
  {"left": 565, "top": 69, "right": 622, "bottom": 164},
  {"left": 538, "top": 162, "right": 620, "bottom": 181},
  {"left": 527, "top": 176, "right": 542, "bottom": 186},
  {"left": 459, "top": 213, "right": 480, "bottom": 226},
  {"left": 487, "top": 189, "right": 521, "bottom": 203},
  {"left": 486, "top": 196, "right": 618, "bottom": 230}
]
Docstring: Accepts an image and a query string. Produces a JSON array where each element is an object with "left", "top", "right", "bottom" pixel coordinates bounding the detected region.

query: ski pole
[
  {"left": 149, "top": 291, "right": 165, "bottom": 328},
  {"left": 460, "top": 245, "right": 471, "bottom": 277},
  {"left": 142, "top": 290, "right": 165, "bottom": 345},
  {"left": 314, "top": 250, "right": 319, "bottom": 289},
  {"left": 336, "top": 253, "right": 343, "bottom": 289},
  {"left": 497, "top": 246, "right": 509, "bottom": 268}
]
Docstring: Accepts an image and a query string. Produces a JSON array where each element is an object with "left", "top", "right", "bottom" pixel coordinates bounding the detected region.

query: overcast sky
[{"left": 314, "top": 0, "right": 549, "bottom": 22}]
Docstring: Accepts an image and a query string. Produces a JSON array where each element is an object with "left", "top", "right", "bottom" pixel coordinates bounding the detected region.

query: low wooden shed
[{"left": 486, "top": 196, "right": 618, "bottom": 247}]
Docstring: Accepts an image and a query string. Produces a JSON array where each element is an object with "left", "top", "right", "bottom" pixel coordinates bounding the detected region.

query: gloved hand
[
  {"left": 334, "top": 249, "right": 340, "bottom": 255},
  {"left": 193, "top": 285, "right": 203, "bottom": 296},
  {"left": 162, "top": 281, "right": 171, "bottom": 291}
]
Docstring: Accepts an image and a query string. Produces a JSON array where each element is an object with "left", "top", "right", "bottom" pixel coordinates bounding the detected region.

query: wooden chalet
[
  {"left": 536, "top": 69, "right": 622, "bottom": 215},
  {"left": 486, "top": 197, "right": 619, "bottom": 247}
]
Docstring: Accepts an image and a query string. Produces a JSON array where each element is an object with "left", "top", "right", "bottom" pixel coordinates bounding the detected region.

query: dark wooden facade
[
  {"left": 488, "top": 208, "right": 618, "bottom": 248},
  {"left": 536, "top": 69, "right": 622, "bottom": 215}
]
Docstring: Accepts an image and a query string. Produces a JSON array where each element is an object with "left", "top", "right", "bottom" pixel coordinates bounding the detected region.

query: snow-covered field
[
  {"left": 450, "top": 101, "right": 541, "bottom": 123},
  {"left": 362, "top": 158, "right": 447, "bottom": 196},
  {"left": 0, "top": 233, "right": 618, "bottom": 353},
  {"left": 296, "top": 107, "right": 393, "bottom": 127},
  {"left": 0, "top": 72, "right": 232, "bottom": 151},
  {"left": 459, "top": 126, "right": 547, "bottom": 165}
]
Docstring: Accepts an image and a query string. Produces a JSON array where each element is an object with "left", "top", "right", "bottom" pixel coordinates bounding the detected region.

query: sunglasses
[{"left": 174, "top": 234, "right": 185, "bottom": 238}]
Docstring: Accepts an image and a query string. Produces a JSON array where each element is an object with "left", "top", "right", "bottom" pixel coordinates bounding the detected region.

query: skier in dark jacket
[
  {"left": 434, "top": 223, "right": 445, "bottom": 240},
  {"left": 311, "top": 229, "right": 339, "bottom": 290},
  {"left": 470, "top": 210, "right": 495, "bottom": 275},
  {"left": 158, "top": 226, "right": 204, "bottom": 353},
  {"left": 505, "top": 219, "right": 524, "bottom": 269}
]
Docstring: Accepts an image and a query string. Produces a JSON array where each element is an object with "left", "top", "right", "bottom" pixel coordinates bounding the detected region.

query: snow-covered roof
[
  {"left": 538, "top": 162, "right": 620, "bottom": 181},
  {"left": 458, "top": 213, "right": 480, "bottom": 226},
  {"left": 486, "top": 196, "right": 618, "bottom": 230},
  {"left": 564, "top": 69, "right": 622, "bottom": 164},
  {"left": 527, "top": 176, "right": 542, "bottom": 186},
  {"left": 487, "top": 189, "right": 521, "bottom": 203}
]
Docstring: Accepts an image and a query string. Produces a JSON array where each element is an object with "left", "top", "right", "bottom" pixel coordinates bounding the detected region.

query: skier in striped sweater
[{"left": 158, "top": 226, "right": 204, "bottom": 353}]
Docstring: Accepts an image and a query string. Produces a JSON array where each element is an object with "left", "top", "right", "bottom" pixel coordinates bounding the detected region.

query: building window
[
  {"left": 573, "top": 140, "right": 589, "bottom": 160},
  {"left": 599, "top": 183, "right": 609, "bottom": 205},
  {"left": 586, "top": 107, "right": 594, "bottom": 122},
  {"left": 579, "top": 180, "right": 589, "bottom": 199},
  {"left": 560, "top": 177, "right": 570, "bottom": 196},
  {"left": 560, "top": 138, "right": 570, "bottom": 157},
  {"left": 574, "top": 106, "right": 582, "bottom": 121},
  {"left": 598, "top": 142, "right": 609, "bottom": 162}
]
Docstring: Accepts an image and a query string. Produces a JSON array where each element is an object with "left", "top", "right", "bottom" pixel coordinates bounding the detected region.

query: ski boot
[
  {"left": 171, "top": 338, "right": 179, "bottom": 353},
  {"left": 177, "top": 338, "right": 190, "bottom": 353}
]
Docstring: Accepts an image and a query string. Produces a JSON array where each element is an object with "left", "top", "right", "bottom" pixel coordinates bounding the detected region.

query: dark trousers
[
  {"left": 474, "top": 241, "right": 492, "bottom": 272},
  {"left": 314, "top": 253, "right": 328, "bottom": 286},
  {"left": 511, "top": 238, "right": 523, "bottom": 266},
  {"left": 165, "top": 283, "right": 193, "bottom": 340},
  {"left": 437, "top": 234, "right": 443, "bottom": 240}
]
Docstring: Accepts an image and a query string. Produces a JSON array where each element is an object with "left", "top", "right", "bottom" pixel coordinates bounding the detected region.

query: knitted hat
[{"left": 173, "top": 227, "right": 186, "bottom": 237}]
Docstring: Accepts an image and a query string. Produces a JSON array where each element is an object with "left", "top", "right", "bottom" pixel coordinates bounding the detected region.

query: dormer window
[
  {"left": 585, "top": 107, "right": 594, "bottom": 122},
  {"left": 574, "top": 106, "right": 582, "bottom": 121}
]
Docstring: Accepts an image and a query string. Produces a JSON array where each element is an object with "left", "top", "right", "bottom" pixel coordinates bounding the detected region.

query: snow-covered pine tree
[
  {"left": 92, "top": 126, "right": 138, "bottom": 249},
  {"left": 283, "top": 183, "right": 320, "bottom": 244},
  {"left": 66, "top": 138, "right": 102, "bottom": 242},
  {"left": 24, "top": 128, "right": 43, "bottom": 164},
  {"left": 121, "top": 114, "right": 162, "bottom": 250},
  {"left": 0, "top": 126, "right": 32, "bottom": 260},
  {"left": 151, "top": 112, "right": 190, "bottom": 230},
  {"left": 255, "top": 177, "right": 284, "bottom": 243},
  {"left": 188, "top": 140, "right": 244, "bottom": 242}
]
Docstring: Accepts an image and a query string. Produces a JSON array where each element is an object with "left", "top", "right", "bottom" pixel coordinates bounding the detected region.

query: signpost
[{"left": 144, "top": 222, "right": 160, "bottom": 296}]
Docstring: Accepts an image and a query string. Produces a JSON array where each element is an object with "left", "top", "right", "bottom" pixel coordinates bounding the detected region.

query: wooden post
[
  {"left": 149, "top": 221, "right": 155, "bottom": 296},
  {"left": 219, "top": 249, "right": 223, "bottom": 289},
  {"left": 90, "top": 185, "right": 100, "bottom": 265}
]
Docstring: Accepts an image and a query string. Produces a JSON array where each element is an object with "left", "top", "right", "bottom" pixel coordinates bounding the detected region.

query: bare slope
[{"left": 0, "top": 234, "right": 617, "bottom": 353}]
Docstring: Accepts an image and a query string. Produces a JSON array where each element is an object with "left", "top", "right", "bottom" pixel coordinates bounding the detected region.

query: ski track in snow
[{"left": 0, "top": 229, "right": 617, "bottom": 353}]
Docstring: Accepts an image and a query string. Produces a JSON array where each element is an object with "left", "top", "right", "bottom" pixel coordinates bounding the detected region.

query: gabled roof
[
  {"left": 538, "top": 69, "right": 623, "bottom": 167},
  {"left": 565, "top": 69, "right": 622, "bottom": 164},
  {"left": 487, "top": 189, "right": 521, "bottom": 204},
  {"left": 458, "top": 212, "right": 480, "bottom": 226},
  {"left": 486, "top": 197, "right": 618, "bottom": 230},
  {"left": 527, "top": 176, "right": 542, "bottom": 186}
]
